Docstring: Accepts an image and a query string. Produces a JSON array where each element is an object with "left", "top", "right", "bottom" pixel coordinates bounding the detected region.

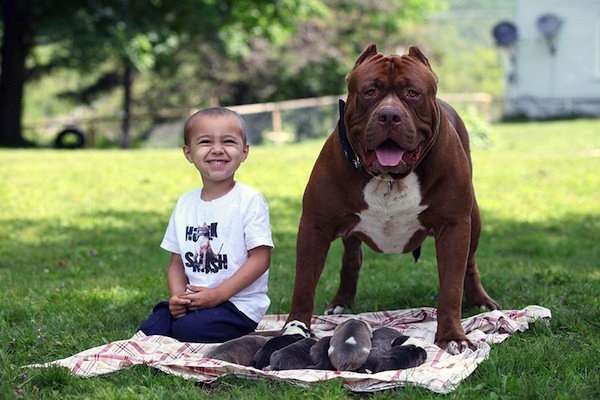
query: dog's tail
[{"left": 412, "top": 246, "right": 421, "bottom": 263}]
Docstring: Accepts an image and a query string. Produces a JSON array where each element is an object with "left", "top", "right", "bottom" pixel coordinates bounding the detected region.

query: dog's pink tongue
[{"left": 375, "top": 144, "right": 405, "bottom": 166}]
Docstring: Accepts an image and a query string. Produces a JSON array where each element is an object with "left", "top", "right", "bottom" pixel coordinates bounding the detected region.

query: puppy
[
  {"left": 391, "top": 334, "right": 410, "bottom": 347},
  {"left": 205, "top": 335, "right": 268, "bottom": 366},
  {"left": 373, "top": 327, "right": 408, "bottom": 347},
  {"left": 362, "top": 327, "right": 408, "bottom": 372},
  {"left": 368, "top": 344, "right": 427, "bottom": 373},
  {"left": 269, "top": 337, "right": 317, "bottom": 370},
  {"left": 253, "top": 334, "right": 305, "bottom": 369},
  {"left": 309, "top": 336, "right": 334, "bottom": 370},
  {"left": 281, "top": 320, "right": 311, "bottom": 337},
  {"left": 328, "top": 319, "right": 372, "bottom": 371}
]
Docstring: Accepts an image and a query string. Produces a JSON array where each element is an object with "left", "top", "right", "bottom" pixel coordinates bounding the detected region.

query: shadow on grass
[
  {"left": 1, "top": 195, "right": 598, "bottom": 319},
  {"left": 2, "top": 197, "right": 599, "bottom": 398},
  {"left": 480, "top": 212, "right": 600, "bottom": 269}
]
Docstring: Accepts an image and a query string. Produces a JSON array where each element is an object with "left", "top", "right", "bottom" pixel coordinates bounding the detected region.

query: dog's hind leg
[
  {"left": 325, "top": 236, "right": 363, "bottom": 315},
  {"left": 464, "top": 200, "right": 500, "bottom": 310}
]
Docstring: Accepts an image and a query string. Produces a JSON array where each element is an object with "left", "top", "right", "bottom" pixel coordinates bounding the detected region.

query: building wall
[{"left": 505, "top": 0, "right": 600, "bottom": 118}]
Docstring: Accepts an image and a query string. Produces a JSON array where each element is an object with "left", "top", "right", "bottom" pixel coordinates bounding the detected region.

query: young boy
[{"left": 138, "top": 107, "right": 273, "bottom": 343}]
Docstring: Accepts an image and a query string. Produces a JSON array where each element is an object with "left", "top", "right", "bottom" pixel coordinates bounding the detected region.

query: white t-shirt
[{"left": 160, "top": 182, "right": 274, "bottom": 323}]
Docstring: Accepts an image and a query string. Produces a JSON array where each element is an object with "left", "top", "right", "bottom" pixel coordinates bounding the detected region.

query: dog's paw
[
  {"left": 475, "top": 296, "right": 501, "bottom": 312},
  {"left": 435, "top": 338, "right": 476, "bottom": 355},
  {"left": 485, "top": 297, "right": 501, "bottom": 311},
  {"left": 466, "top": 289, "right": 501, "bottom": 311},
  {"left": 324, "top": 304, "right": 352, "bottom": 315}
]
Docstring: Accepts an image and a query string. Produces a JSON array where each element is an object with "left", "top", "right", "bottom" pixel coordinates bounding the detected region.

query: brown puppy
[{"left": 285, "top": 44, "right": 499, "bottom": 352}]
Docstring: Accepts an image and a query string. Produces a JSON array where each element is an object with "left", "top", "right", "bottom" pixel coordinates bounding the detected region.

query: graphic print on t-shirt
[{"left": 183, "top": 222, "right": 228, "bottom": 274}]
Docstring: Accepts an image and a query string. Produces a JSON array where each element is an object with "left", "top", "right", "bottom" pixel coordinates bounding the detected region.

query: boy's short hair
[{"left": 183, "top": 107, "right": 248, "bottom": 146}]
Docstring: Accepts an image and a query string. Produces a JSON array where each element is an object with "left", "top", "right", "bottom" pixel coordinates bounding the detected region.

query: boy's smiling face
[{"left": 183, "top": 114, "right": 249, "bottom": 187}]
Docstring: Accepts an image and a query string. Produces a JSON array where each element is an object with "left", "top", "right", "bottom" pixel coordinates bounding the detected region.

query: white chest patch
[{"left": 352, "top": 172, "right": 427, "bottom": 253}]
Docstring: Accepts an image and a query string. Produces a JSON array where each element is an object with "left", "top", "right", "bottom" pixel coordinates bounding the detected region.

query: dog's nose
[{"left": 376, "top": 107, "right": 402, "bottom": 126}]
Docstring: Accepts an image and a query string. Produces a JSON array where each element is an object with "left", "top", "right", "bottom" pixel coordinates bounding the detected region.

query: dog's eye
[
  {"left": 405, "top": 88, "right": 420, "bottom": 99},
  {"left": 363, "top": 87, "right": 377, "bottom": 98}
]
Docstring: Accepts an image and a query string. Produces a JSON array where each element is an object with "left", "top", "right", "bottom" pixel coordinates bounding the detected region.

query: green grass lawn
[{"left": 1, "top": 119, "right": 599, "bottom": 399}]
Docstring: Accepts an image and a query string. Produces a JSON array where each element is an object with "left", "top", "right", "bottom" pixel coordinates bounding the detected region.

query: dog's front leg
[
  {"left": 434, "top": 219, "right": 472, "bottom": 353},
  {"left": 286, "top": 216, "right": 336, "bottom": 329}
]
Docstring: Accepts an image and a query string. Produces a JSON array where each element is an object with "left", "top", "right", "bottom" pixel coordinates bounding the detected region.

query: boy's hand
[
  {"left": 168, "top": 295, "right": 191, "bottom": 318},
  {"left": 182, "top": 285, "right": 226, "bottom": 310}
]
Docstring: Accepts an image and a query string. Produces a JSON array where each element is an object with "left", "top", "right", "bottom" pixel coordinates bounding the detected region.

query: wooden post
[
  {"left": 88, "top": 120, "right": 96, "bottom": 148},
  {"left": 271, "top": 107, "right": 283, "bottom": 142}
]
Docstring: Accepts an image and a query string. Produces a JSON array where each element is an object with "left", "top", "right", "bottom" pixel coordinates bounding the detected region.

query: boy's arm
[
  {"left": 167, "top": 253, "right": 190, "bottom": 317},
  {"left": 184, "top": 245, "right": 271, "bottom": 309},
  {"left": 167, "top": 253, "right": 188, "bottom": 296}
]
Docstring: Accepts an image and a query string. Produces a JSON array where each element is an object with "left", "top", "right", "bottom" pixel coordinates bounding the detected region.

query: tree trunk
[
  {"left": 0, "top": 0, "right": 34, "bottom": 147},
  {"left": 119, "top": 60, "right": 133, "bottom": 149}
]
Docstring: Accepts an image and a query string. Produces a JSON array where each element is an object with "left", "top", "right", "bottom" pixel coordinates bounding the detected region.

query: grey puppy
[
  {"left": 253, "top": 334, "right": 305, "bottom": 369},
  {"left": 269, "top": 337, "right": 317, "bottom": 370},
  {"left": 362, "top": 327, "right": 409, "bottom": 372},
  {"left": 205, "top": 335, "right": 268, "bottom": 366},
  {"left": 309, "top": 336, "right": 334, "bottom": 370},
  {"left": 328, "top": 319, "right": 372, "bottom": 371},
  {"left": 367, "top": 344, "right": 427, "bottom": 373}
]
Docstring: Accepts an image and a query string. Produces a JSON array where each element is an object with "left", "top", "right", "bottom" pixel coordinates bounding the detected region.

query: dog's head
[
  {"left": 282, "top": 320, "right": 312, "bottom": 338},
  {"left": 344, "top": 44, "right": 440, "bottom": 178}
]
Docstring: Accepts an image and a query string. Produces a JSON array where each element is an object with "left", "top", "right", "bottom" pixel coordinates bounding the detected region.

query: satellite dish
[
  {"left": 536, "top": 13, "right": 562, "bottom": 54},
  {"left": 537, "top": 14, "right": 562, "bottom": 38},
  {"left": 492, "top": 21, "right": 518, "bottom": 47}
]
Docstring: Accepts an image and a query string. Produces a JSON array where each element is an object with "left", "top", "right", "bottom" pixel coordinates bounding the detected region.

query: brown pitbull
[{"left": 285, "top": 44, "right": 500, "bottom": 352}]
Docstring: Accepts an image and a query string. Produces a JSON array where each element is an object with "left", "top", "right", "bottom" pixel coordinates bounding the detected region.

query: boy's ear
[
  {"left": 182, "top": 145, "right": 193, "bottom": 163},
  {"left": 241, "top": 143, "right": 250, "bottom": 162}
]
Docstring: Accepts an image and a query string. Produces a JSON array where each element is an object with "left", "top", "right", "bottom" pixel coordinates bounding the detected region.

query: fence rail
[{"left": 24, "top": 93, "right": 494, "bottom": 147}]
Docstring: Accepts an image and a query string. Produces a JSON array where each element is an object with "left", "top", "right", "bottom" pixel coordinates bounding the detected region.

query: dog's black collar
[{"left": 337, "top": 99, "right": 361, "bottom": 170}]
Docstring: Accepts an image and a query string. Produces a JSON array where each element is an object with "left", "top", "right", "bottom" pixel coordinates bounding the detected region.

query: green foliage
[
  {"left": 459, "top": 109, "right": 493, "bottom": 149},
  {"left": 19, "top": 0, "right": 513, "bottom": 147},
  {"left": 15, "top": 1, "right": 330, "bottom": 142},
  {"left": 219, "top": 0, "right": 328, "bottom": 57},
  {"left": 433, "top": 38, "right": 504, "bottom": 97},
  {"left": 1, "top": 119, "right": 600, "bottom": 398},
  {"left": 22, "top": 0, "right": 449, "bottom": 130},
  {"left": 407, "top": 0, "right": 511, "bottom": 97}
]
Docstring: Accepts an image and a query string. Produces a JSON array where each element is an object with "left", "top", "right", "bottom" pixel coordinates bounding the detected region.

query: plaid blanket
[{"left": 27, "top": 305, "right": 550, "bottom": 393}]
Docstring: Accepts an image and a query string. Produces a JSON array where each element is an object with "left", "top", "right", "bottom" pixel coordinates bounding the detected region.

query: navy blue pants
[{"left": 138, "top": 301, "right": 257, "bottom": 343}]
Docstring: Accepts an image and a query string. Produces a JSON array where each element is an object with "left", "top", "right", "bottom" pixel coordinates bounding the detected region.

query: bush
[{"left": 460, "top": 109, "right": 493, "bottom": 149}]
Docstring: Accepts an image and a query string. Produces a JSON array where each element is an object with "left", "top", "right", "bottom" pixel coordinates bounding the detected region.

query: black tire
[{"left": 54, "top": 128, "right": 86, "bottom": 149}]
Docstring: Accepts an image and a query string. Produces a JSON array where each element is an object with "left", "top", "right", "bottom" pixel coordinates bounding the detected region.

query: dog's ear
[
  {"left": 408, "top": 46, "right": 432, "bottom": 70},
  {"left": 353, "top": 43, "right": 378, "bottom": 69}
]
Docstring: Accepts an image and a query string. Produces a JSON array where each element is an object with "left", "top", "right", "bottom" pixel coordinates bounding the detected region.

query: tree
[
  {"left": 172, "top": 0, "right": 444, "bottom": 106},
  {"left": 0, "top": 0, "right": 93, "bottom": 147},
  {"left": 0, "top": 0, "right": 323, "bottom": 148},
  {"left": 183, "top": 0, "right": 443, "bottom": 142},
  {"left": 0, "top": 0, "right": 34, "bottom": 147}
]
